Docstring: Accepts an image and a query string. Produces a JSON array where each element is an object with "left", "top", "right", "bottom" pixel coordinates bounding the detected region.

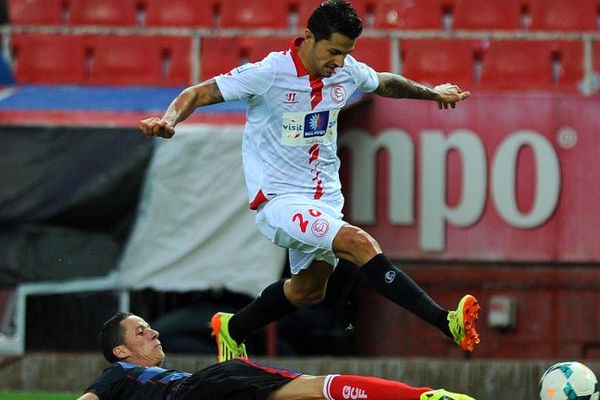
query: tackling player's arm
[
  {"left": 373, "top": 72, "right": 470, "bottom": 109},
  {"left": 139, "top": 78, "right": 225, "bottom": 139},
  {"left": 76, "top": 392, "right": 99, "bottom": 400}
]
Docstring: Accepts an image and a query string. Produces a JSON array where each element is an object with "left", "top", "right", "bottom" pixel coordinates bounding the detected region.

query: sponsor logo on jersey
[
  {"left": 282, "top": 118, "right": 304, "bottom": 133},
  {"left": 304, "top": 111, "right": 329, "bottom": 138},
  {"left": 281, "top": 109, "right": 339, "bottom": 146}
]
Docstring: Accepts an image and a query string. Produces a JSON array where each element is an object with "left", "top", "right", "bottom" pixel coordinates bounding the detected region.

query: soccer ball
[{"left": 539, "top": 361, "right": 599, "bottom": 400}]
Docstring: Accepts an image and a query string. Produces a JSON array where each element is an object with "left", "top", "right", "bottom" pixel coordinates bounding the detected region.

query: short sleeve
[
  {"left": 344, "top": 55, "right": 380, "bottom": 93},
  {"left": 85, "top": 365, "right": 124, "bottom": 399},
  {"left": 214, "top": 61, "right": 277, "bottom": 102}
]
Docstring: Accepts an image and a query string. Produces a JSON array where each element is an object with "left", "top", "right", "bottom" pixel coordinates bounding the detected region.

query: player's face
[
  {"left": 305, "top": 31, "right": 356, "bottom": 77},
  {"left": 117, "top": 315, "right": 165, "bottom": 367}
]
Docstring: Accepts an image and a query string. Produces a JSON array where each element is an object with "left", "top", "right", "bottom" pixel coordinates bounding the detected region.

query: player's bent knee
[{"left": 334, "top": 225, "right": 381, "bottom": 265}]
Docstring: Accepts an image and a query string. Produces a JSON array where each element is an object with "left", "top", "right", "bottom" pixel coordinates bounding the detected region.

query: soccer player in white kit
[{"left": 140, "top": 0, "right": 480, "bottom": 360}]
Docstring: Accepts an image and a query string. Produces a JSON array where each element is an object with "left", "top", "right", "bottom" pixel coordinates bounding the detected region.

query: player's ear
[
  {"left": 113, "top": 345, "right": 130, "bottom": 360},
  {"left": 304, "top": 29, "right": 314, "bottom": 44}
]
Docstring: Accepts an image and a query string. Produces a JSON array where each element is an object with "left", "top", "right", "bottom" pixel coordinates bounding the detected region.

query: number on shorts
[
  {"left": 308, "top": 208, "right": 322, "bottom": 217},
  {"left": 292, "top": 213, "right": 309, "bottom": 233}
]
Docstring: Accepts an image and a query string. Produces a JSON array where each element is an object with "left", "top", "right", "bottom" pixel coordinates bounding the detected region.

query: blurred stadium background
[{"left": 0, "top": 0, "right": 600, "bottom": 399}]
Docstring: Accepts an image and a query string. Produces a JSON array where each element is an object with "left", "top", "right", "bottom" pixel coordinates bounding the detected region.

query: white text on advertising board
[{"left": 339, "top": 128, "right": 561, "bottom": 251}]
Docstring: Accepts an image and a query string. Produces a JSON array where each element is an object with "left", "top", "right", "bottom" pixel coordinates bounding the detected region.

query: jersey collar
[{"left": 290, "top": 37, "right": 309, "bottom": 77}]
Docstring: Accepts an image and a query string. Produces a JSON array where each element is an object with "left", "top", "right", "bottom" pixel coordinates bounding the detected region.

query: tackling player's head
[
  {"left": 301, "top": 0, "right": 363, "bottom": 77},
  {"left": 100, "top": 312, "right": 165, "bottom": 367},
  {"left": 100, "top": 312, "right": 133, "bottom": 363}
]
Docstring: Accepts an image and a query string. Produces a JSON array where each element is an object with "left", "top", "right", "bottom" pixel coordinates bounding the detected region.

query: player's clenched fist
[{"left": 139, "top": 117, "right": 176, "bottom": 138}]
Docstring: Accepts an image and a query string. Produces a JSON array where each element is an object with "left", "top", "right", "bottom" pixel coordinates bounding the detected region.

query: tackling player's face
[
  {"left": 304, "top": 31, "right": 355, "bottom": 77},
  {"left": 114, "top": 315, "right": 165, "bottom": 367}
]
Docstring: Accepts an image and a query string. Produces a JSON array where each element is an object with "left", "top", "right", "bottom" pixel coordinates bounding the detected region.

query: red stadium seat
[
  {"left": 452, "top": 0, "right": 524, "bottom": 30},
  {"left": 201, "top": 36, "right": 291, "bottom": 80},
  {"left": 352, "top": 38, "right": 393, "bottom": 72},
  {"left": 12, "top": 34, "right": 86, "bottom": 84},
  {"left": 202, "top": 36, "right": 392, "bottom": 80},
  {"left": 372, "top": 0, "right": 450, "bottom": 30},
  {"left": 479, "top": 40, "right": 584, "bottom": 90},
  {"left": 400, "top": 39, "right": 482, "bottom": 88},
  {"left": 8, "top": 0, "right": 66, "bottom": 25},
  {"left": 69, "top": 0, "right": 140, "bottom": 27},
  {"left": 218, "top": 0, "right": 292, "bottom": 29},
  {"left": 85, "top": 36, "right": 192, "bottom": 86},
  {"left": 529, "top": 0, "right": 599, "bottom": 31},
  {"left": 145, "top": 0, "right": 215, "bottom": 28}
]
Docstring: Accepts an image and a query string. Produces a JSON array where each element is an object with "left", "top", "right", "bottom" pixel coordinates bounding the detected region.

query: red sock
[{"left": 323, "top": 374, "right": 433, "bottom": 400}]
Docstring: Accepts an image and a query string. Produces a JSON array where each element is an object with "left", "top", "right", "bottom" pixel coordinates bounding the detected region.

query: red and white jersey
[{"left": 215, "top": 38, "right": 379, "bottom": 209}]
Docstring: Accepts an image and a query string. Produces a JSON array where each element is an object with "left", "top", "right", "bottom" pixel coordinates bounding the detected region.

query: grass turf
[{"left": 0, "top": 392, "right": 80, "bottom": 399}]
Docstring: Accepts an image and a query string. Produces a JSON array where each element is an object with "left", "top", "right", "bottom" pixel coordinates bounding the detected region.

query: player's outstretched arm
[
  {"left": 139, "top": 78, "right": 225, "bottom": 139},
  {"left": 374, "top": 72, "right": 470, "bottom": 109}
]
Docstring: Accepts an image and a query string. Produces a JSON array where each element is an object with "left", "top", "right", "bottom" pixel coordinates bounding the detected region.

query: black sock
[
  {"left": 228, "top": 279, "right": 297, "bottom": 343},
  {"left": 362, "top": 254, "right": 451, "bottom": 338}
]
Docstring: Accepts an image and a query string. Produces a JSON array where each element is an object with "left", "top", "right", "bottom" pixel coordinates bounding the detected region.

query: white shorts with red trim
[{"left": 255, "top": 194, "right": 346, "bottom": 274}]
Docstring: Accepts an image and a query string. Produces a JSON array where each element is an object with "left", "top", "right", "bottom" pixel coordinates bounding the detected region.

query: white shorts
[{"left": 255, "top": 194, "right": 346, "bottom": 274}]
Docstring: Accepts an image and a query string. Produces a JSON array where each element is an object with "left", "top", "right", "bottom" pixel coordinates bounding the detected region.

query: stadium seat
[
  {"left": 69, "top": 0, "right": 140, "bottom": 27},
  {"left": 145, "top": 0, "right": 215, "bottom": 28},
  {"left": 452, "top": 0, "right": 524, "bottom": 30},
  {"left": 11, "top": 34, "right": 87, "bottom": 84},
  {"left": 8, "top": 0, "right": 66, "bottom": 25},
  {"left": 479, "top": 40, "right": 584, "bottom": 90},
  {"left": 85, "top": 36, "right": 192, "bottom": 86},
  {"left": 352, "top": 38, "right": 393, "bottom": 72},
  {"left": 202, "top": 36, "right": 392, "bottom": 80},
  {"left": 529, "top": 0, "right": 599, "bottom": 31},
  {"left": 200, "top": 36, "right": 291, "bottom": 80},
  {"left": 372, "top": 0, "right": 449, "bottom": 30},
  {"left": 400, "top": 39, "right": 482, "bottom": 88},
  {"left": 218, "top": 0, "right": 292, "bottom": 29}
]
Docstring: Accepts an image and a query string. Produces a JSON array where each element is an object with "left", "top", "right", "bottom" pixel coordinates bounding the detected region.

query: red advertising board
[{"left": 338, "top": 92, "right": 600, "bottom": 262}]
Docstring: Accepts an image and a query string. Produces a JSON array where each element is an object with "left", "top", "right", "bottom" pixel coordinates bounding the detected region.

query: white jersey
[{"left": 215, "top": 38, "right": 379, "bottom": 210}]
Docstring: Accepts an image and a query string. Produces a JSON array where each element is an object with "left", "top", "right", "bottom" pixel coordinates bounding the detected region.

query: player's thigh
[
  {"left": 288, "top": 260, "right": 333, "bottom": 294},
  {"left": 268, "top": 375, "right": 325, "bottom": 400}
]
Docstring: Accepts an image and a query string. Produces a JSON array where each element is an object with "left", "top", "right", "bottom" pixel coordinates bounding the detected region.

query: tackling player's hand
[
  {"left": 433, "top": 83, "right": 471, "bottom": 109},
  {"left": 139, "top": 117, "right": 176, "bottom": 138}
]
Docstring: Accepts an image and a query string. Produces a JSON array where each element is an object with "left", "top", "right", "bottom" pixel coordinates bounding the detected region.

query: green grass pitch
[{"left": 0, "top": 392, "right": 80, "bottom": 399}]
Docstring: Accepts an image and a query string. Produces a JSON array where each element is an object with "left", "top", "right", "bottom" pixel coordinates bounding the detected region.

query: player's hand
[
  {"left": 433, "top": 83, "right": 471, "bottom": 109},
  {"left": 139, "top": 117, "right": 176, "bottom": 138}
]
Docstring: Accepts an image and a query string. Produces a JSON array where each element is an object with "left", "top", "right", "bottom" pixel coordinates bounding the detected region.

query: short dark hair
[
  {"left": 100, "top": 312, "right": 132, "bottom": 363},
  {"left": 308, "top": 0, "right": 363, "bottom": 42}
]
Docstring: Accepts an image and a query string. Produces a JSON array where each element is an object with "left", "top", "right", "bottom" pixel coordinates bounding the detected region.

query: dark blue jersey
[
  {"left": 85, "top": 358, "right": 299, "bottom": 400},
  {"left": 85, "top": 361, "right": 191, "bottom": 400}
]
